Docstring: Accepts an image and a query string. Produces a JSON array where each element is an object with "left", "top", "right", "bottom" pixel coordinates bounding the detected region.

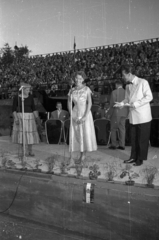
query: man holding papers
[{"left": 114, "top": 64, "right": 153, "bottom": 166}]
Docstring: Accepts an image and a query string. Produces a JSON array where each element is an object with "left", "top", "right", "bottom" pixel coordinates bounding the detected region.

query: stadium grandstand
[{"left": 0, "top": 37, "right": 159, "bottom": 101}]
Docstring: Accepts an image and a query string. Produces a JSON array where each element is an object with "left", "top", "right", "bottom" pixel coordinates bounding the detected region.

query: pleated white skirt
[{"left": 12, "top": 113, "right": 40, "bottom": 145}]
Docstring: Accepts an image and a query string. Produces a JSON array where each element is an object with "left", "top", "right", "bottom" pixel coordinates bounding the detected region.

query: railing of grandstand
[
  {"left": 38, "top": 74, "right": 159, "bottom": 94},
  {"left": 30, "top": 37, "right": 159, "bottom": 57},
  {"left": 1, "top": 74, "right": 158, "bottom": 100}
]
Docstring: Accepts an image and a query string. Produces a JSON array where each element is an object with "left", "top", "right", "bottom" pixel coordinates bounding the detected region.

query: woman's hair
[
  {"left": 73, "top": 71, "right": 87, "bottom": 81},
  {"left": 20, "top": 82, "right": 31, "bottom": 89}
]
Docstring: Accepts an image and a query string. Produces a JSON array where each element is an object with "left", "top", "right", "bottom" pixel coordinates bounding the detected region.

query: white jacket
[{"left": 123, "top": 76, "right": 153, "bottom": 124}]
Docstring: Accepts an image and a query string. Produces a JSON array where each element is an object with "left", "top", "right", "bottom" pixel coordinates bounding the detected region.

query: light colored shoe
[
  {"left": 75, "top": 155, "right": 86, "bottom": 165},
  {"left": 81, "top": 155, "right": 86, "bottom": 161}
]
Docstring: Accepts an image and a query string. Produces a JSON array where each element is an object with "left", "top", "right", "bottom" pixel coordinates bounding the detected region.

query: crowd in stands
[{"left": 0, "top": 38, "right": 159, "bottom": 100}]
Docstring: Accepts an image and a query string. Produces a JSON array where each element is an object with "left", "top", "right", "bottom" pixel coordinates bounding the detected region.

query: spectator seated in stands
[
  {"left": 49, "top": 84, "right": 57, "bottom": 97},
  {"left": 50, "top": 102, "right": 69, "bottom": 122},
  {"left": 90, "top": 84, "right": 101, "bottom": 105},
  {"left": 0, "top": 85, "right": 2, "bottom": 99},
  {"left": 0, "top": 38, "right": 159, "bottom": 97}
]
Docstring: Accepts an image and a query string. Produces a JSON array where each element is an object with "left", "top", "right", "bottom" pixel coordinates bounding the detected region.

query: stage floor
[{"left": 0, "top": 136, "right": 159, "bottom": 187}]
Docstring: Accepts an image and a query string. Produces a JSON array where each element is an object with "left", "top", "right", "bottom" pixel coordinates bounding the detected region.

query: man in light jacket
[{"left": 114, "top": 64, "right": 153, "bottom": 166}]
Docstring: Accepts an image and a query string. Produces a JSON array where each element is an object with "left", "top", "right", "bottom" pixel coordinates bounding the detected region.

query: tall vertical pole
[
  {"left": 68, "top": 37, "right": 76, "bottom": 166},
  {"left": 73, "top": 36, "right": 76, "bottom": 66},
  {"left": 21, "top": 87, "right": 26, "bottom": 165}
]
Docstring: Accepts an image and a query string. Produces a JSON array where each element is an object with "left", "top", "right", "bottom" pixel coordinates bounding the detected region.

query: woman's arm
[
  {"left": 67, "top": 88, "right": 73, "bottom": 114},
  {"left": 67, "top": 96, "right": 72, "bottom": 114},
  {"left": 13, "top": 111, "right": 18, "bottom": 121},
  {"left": 81, "top": 88, "right": 92, "bottom": 122},
  {"left": 12, "top": 95, "right": 19, "bottom": 122},
  {"left": 30, "top": 95, "right": 39, "bottom": 119},
  {"left": 33, "top": 110, "right": 39, "bottom": 119}
]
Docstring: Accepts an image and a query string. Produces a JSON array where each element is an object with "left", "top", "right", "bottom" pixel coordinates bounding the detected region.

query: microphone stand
[
  {"left": 70, "top": 83, "right": 73, "bottom": 162},
  {"left": 21, "top": 86, "right": 26, "bottom": 166},
  {"left": 67, "top": 82, "right": 75, "bottom": 169},
  {"left": 68, "top": 38, "right": 76, "bottom": 167}
]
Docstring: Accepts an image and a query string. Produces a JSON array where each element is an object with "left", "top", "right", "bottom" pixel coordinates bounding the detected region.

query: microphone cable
[{"left": 0, "top": 169, "right": 27, "bottom": 214}]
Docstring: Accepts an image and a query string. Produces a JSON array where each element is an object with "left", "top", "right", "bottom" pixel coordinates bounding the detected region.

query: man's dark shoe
[
  {"left": 117, "top": 146, "right": 125, "bottom": 150},
  {"left": 133, "top": 161, "right": 143, "bottom": 166},
  {"left": 109, "top": 146, "right": 116, "bottom": 150},
  {"left": 123, "top": 159, "right": 136, "bottom": 164}
]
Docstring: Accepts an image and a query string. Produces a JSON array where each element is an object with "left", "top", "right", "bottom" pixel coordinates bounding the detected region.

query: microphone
[
  {"left": 69, "top": 79, "right": 74, "bottom": 87},
  {"left": 19, "top": 86, "right": 24, "bottom": 91}
]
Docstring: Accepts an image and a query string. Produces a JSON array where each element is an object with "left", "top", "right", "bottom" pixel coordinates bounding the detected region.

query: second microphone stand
[
  {"left": 20, "top": 86, "right": 26, "bottom": 165},
  {"left": 70, "top": 84, "right": 73, "bottom": 162}
]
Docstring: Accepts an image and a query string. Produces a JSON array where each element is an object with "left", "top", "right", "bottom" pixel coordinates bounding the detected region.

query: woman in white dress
[{"left": 67, "top": 71, "right": 97, "bottom": 166}]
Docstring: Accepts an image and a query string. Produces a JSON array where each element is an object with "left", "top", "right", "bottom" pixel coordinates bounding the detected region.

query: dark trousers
[
  {"left": 110, "top": 116, "right": 126, "bottom": 147},
  {"left": 130, "top": 121, "right": 151, "bottom": 163}
]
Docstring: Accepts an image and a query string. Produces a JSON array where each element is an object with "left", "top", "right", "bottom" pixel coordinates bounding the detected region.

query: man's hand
[
  {"left": 114, "top": 102, "right": 135, "bottom": 109},
  {"left": 114, "top": 102, "right": 124, "bottom": 109},
  {"left": 129, "top": 103, "right": 135, "bottom": 108},
  {"left": 124, "top": 103, "right": 135, "bottom": 108}
]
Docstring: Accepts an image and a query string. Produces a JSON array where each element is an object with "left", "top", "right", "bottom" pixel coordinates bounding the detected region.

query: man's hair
[
  {"left": 56, "top": 101, "right": 62, "bottom": 106},
  {"left": 121, "top": 64, "right": 136, "bottom": 75},
  {"left": 115, "top": 80, "right": 123, "bottom": 86}
]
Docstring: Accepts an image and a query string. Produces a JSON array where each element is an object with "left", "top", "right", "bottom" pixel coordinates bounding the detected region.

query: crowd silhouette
[{"left": 0, "top": 37, "right": 159, "bottom": 99}]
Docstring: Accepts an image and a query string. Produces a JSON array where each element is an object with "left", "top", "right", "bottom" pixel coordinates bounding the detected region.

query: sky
[{"left": 0, "top": 0, "right": 159, "bottom": 56}]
